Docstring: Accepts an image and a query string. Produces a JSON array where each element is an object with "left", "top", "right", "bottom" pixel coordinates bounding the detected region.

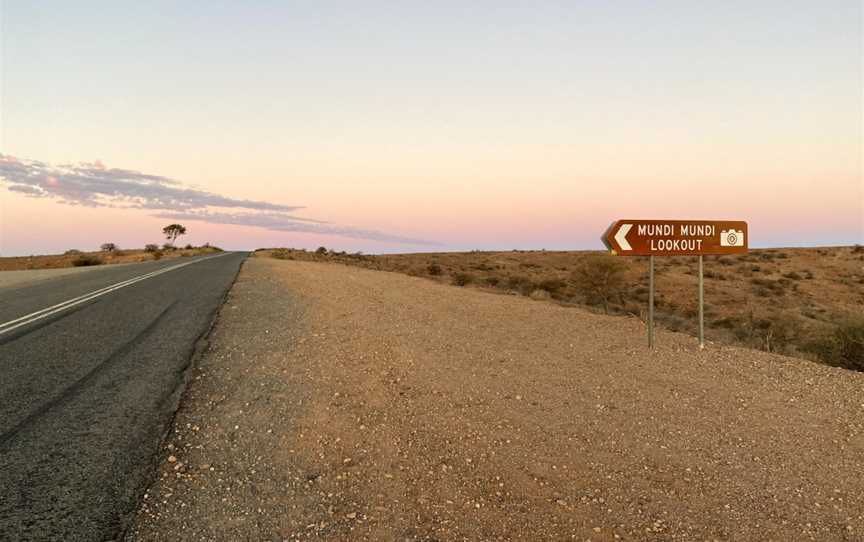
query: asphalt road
[{"left": 0, "top": 252, "right": 246, "bottom": 541}]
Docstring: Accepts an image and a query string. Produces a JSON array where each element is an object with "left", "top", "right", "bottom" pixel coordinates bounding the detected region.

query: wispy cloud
[
  {"left": 154, "top": 211, "right": 434, "bottom": 244},
  {"left": 0, "top": 154, "right": 301, "bottom": 212},
  {"left": 0, "top": 154, "right": 436, "bottom": 245}
]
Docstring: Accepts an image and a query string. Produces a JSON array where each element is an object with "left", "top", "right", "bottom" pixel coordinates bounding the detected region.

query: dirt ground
[{"left": 128, "top": 257, "right": 864, "bottom": 541}]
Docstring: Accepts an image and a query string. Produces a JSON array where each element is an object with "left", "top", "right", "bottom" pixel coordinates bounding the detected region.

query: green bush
[{"left": 72, "top": 254, "right": 102, "bottom": 267}]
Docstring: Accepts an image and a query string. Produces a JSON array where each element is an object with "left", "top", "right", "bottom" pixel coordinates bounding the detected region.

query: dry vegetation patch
[{"left": 0, "top": 245, "right": 223, "bottom": 271}]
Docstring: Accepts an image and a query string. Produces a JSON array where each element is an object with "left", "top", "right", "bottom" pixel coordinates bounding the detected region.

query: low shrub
[
  {"left": 72, "top": 254, "right": 102, "bottom": 267},
  {"left": 271, "top": 249, "right": 293, "bottom": 260},
  {"left": 451, "top": 272, "right": 474, "bottom": 286},
  {"left": 529, "top": 289, "right": 551, "bottom": 300},
  {"left": 64, "top": 249, "right": 82, "bottom": 255},
  {"left": 505, "top": 275, "right": 535, "bottom": 295},
  {"left": 427, "top": 263, "right": 443, "bottom": 276},
  {"left": 144, "top": 244, "right": 159, "bottom": 253},
  {"left": 537, "top": 278, "right": 566, "bottom": 294},
  {"left": 571, "top": 254, "right": 626, "bottom": 314},
  {"left": 712, "top": 316, "right": 739, "bottom": 329},
  {"left": 750, "top": 277, "right": 784, "bottom": 295},
  {"left": 815, "top": 319, "right": 864, "bottom": 372}
]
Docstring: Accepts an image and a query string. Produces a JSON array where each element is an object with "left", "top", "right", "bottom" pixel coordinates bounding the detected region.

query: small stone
[
  {"left": 167, "top": 455, "right": 177, "bottom": 463},
  {"left": 345, "top": 512, "right": 357, "bottom": 519}
]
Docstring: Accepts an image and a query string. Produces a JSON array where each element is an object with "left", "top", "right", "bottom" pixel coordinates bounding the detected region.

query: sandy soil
[{"left": 129, "top": 258, "right": 864, "bottom": 541}]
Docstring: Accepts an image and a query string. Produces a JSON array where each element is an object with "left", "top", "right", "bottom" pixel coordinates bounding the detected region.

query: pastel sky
[{"left": 1, "top": 1, "right": 861, "bottom": 255}]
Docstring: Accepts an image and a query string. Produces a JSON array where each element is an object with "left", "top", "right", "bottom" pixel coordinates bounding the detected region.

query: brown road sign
[{"left": 604, "top": 220, "right": 748, "bottom": 256}]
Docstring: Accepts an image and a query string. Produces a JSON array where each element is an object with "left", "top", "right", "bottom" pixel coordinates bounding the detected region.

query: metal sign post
[
  {"left": 698, "top": 255, "right": 704, "bottom": 349},
  {"left": 648, "top": 255, "right": 655, "bottom": 349},
  {"left": 603, "top": 219, "right": 748, "bottom": 349}
]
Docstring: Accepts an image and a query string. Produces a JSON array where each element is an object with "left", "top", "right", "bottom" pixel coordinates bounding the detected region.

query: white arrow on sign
[{"left": 615, "top": 223, "right": 632, "bottom": 251}]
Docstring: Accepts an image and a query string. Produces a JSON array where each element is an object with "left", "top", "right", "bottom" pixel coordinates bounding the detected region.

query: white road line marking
[{"left": 0, "top": 253, "right": 231, "bottom": 337}]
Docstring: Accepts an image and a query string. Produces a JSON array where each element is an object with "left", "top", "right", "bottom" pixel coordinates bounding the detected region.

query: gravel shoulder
[{"left": 128, "top": 257, "right": 864, "bottom": 541}]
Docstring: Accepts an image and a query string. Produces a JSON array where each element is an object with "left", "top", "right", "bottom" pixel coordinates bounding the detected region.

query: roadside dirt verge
[{"left": 128, "top": 257, "right": 864, "bottom": 541}]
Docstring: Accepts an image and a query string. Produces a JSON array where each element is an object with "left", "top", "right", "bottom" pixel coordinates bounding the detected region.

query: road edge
[{"left": 115, "top": 253, "right": 249, "bottom": 541}]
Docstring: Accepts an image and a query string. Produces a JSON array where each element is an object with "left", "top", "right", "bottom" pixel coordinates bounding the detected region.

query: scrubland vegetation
[
  {"left": 0, "top": 244, "right": 223, "bottom": 271},
  {"left": 258, "top": 246, "right": 864, "bottom": 371}
]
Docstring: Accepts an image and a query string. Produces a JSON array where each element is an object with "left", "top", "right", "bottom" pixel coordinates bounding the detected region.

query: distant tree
[
  {"left": 100, "top": 243, "right": 118, "bottom": 252},
  {"left": 162, "top": 224, "right": 187, "bottom": 247},
  {"left": 144, "top": 244, "right": 159, "bottom": 253},
  {"left": 315, "top": 246, "right": 328, "bottom": 255}
]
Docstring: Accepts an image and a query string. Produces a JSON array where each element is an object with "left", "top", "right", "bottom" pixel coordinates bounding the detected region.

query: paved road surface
[{"left": 0, "top": 252, "right": 246, "bottom": 541}]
